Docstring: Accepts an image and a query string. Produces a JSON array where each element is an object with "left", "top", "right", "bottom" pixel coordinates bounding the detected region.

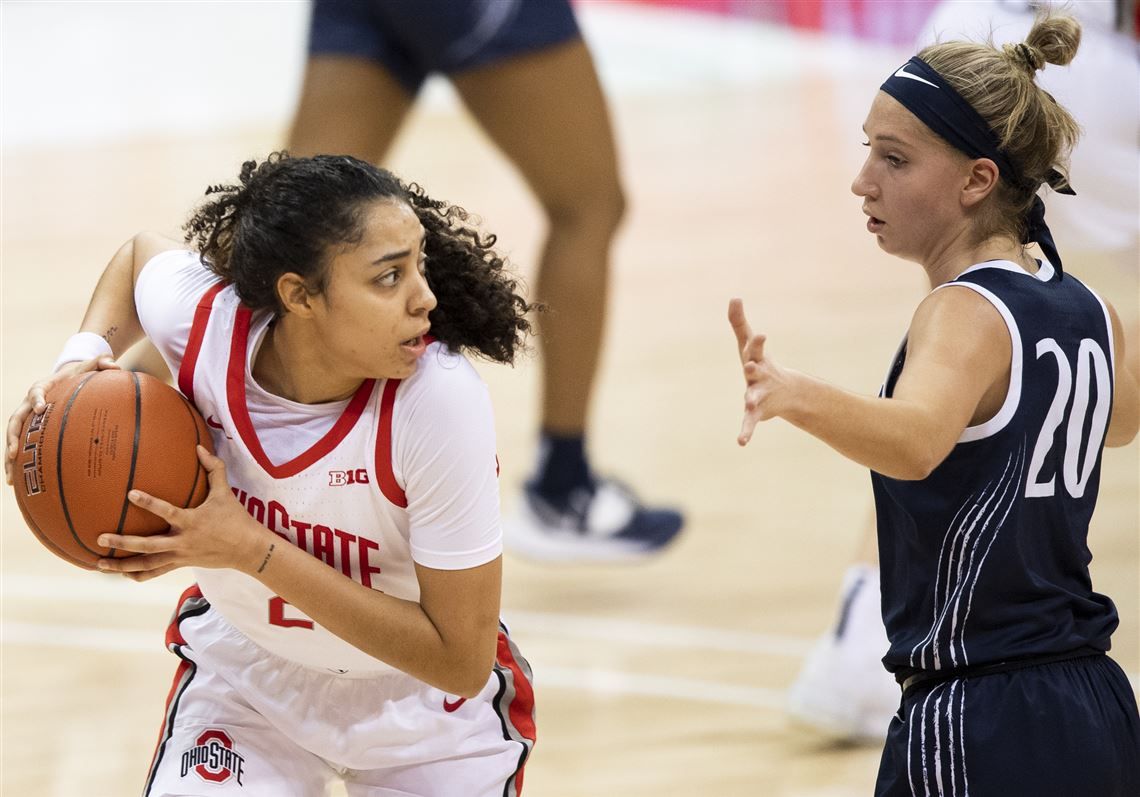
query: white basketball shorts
[{"left": 143, "top": 586, "right": 535, "bottom": 797}]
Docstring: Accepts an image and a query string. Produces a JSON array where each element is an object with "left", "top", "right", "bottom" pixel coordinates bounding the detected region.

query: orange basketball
[{"left": 12, "top": 369, "right": 213, "bottom": 570}]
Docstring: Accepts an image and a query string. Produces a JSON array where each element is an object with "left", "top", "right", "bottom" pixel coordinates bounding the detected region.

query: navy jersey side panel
[{"left": 872, "top": 264, "right": 1119, "bottom": 673}]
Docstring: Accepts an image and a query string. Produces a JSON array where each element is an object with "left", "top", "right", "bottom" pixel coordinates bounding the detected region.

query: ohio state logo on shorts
[{"left": 181, "top": 729, "right": 246, "bottom": 786}]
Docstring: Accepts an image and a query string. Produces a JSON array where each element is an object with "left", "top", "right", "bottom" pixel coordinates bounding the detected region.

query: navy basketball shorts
[
  {"left": 308, "top": 0, "right": 581, "bottom": 92},
  {"left": 875, "top": 654, "right": 1140, "bottom": 797}
]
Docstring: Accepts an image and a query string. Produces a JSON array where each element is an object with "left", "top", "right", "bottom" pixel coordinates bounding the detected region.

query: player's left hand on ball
[
  {"left": 4, "top": 356, "right": 119, "bottom": 485},
  {"left": 95, "top": 446, "right": 270, "bottom": 581}
]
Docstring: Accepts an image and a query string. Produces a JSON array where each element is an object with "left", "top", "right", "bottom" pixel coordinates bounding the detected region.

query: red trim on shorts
[
  {"left": 147, "top": 658, "right": 191, "bottom": 777},
  {"left": 226, "top": 304, "right": 376, "bottom": 479},
  {"left": 177, "top": 283, "right": 226, "bottom": 402},
  {"left": 147, "top": 584, "right": 205, "bottom": 788},
  {"left": 497, "top": 630, "right": 537, "bottom": 792},
  {"left": 497, "top": 632, "right": 536, "bottom": 740},
  {"left": 164, "top": 583, "right": 204, "bottom": 649},
  {"left": 374, "top": 378, "right": 407, "bottom": 507}
]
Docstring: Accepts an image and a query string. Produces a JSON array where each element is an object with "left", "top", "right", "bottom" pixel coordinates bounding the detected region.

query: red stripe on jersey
[
  {"left": 374, "top": 378, "right": 407, "bottom": 507},
  {"left": 226, "top": 305, "right": 376, "bottom": 479},
  {"left": 497, "top": 630, "right": 537, "bottom": 791},
  {"left": 177, "top": 283, "right": 226, "bottom": 402}
]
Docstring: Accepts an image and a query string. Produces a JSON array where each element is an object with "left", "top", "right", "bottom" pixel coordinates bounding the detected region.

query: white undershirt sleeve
[
  {"left": 134, "top": 249, "right": 221, "bottom": 377},
  {"left": 392, "top": 347, "right": 503, "bottom": 570}
]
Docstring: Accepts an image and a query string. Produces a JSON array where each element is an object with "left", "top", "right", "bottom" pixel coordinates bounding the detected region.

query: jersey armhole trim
[
  {"left": 935, "top": 282, "right": 1023, "bottom": 444},
  {"left": 177, "top": 283, "right": 226, "bottom": 403},
  {"left": 1084, "top": 285, "right": 1117, "bottom": 379},
  {"left": 374, "top": 378, "right": 408, "bottom": 508},
  {"left": 880, "top": 335, "right": 909, "bottom": 397}
]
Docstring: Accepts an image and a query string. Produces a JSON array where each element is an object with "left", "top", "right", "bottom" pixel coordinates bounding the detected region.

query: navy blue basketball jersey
[{"left": 873, "top": 260, "right": 1119, "bottom": 675}]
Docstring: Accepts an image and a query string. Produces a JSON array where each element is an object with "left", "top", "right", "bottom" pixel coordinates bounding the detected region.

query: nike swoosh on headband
[{"left": 893, "top": 65, "right": 938, "bottom": 88}]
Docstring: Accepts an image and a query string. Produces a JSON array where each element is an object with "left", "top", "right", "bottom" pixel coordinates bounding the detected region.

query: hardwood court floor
[{"left": 3, "top": 26, "right": 1137, "bottom": 797}]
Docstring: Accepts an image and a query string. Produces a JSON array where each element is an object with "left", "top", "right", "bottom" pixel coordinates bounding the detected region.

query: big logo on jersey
[
  {"left": 328, "top": 468, "right": 369, "bottom": 486},
  {"left": 181, "top": 729, "right": 246, "bottom": 786}
]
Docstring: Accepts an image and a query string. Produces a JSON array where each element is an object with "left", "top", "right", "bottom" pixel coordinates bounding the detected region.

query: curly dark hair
[{"left": 183, "top": 152, "right": 536, "bottom": 364}]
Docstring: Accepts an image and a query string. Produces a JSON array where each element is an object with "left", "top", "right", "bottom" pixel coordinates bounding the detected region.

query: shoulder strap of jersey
[
  {"left": 932, "top": 280, "right": 1024, "bottom": 443},
  {"left": 374, "top": 378, "right": 407, "bottom": 508},
  {"left": 177, "top": 282, "right": 227, "bottom": 403}
]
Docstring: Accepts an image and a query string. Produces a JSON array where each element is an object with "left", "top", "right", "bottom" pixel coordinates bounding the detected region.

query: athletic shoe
[
  {"left": 786, "top": 563, "right": 901, "bottom": 743},
  {"left": 504, "top": 478, "right": 683, "bottom": 563}
]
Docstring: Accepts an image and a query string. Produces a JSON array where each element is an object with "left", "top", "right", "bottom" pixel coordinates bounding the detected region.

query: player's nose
[
  {"left": 409, "top": 269, "right": 437, "bottom": 316},
  {"left": 851, "top": 161, "right": 876, "bottom": 199}
]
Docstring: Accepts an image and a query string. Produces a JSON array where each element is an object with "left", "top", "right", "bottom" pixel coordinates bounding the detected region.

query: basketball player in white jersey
[
  {"left": 122, "top": 0, "right": 686, "bottom": 563},
  {"left": 5, "top": 153, "right": 536, "bottom": 796}
]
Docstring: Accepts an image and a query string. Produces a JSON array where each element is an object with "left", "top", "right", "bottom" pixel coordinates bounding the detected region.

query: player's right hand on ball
[
  {"left": 94, "top": 446, "right": 274, "bottom": 581},
  {"left": 4, "top": 356, "right": 119, "bottom": 485}
]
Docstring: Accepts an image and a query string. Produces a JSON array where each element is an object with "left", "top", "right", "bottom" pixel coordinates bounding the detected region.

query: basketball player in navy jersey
[
  {"left": 788, "top": 0, "right": 1140, "bottom": 743},
  {"left": 730, "top": 11, "right": 1139, "bottom": 795},
  {"left": 6, "top": 154, "right": 537, "bottom": 796}
]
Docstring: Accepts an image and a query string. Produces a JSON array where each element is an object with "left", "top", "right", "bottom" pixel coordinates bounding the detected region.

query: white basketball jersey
[{"left": 136, "top": 251, "right": 503, "bottom": 673}]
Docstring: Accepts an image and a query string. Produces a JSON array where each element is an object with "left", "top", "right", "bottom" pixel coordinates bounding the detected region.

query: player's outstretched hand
[
  {"left": 728, "top": 298, "right": 795, "bottom": 446},
  {"left": 4, "top": 356, "right": 119, "bottom": 486},
  {"left": 95, "top": 446, "right": 272, "bottom": 582}
]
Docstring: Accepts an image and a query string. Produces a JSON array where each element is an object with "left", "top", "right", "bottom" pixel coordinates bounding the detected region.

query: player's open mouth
[
  {"left": 400, "top": 335, "right": 427, "bottom": 356},
  {"left": 866, "top": 216, "right": 885, "bottom": 233}
]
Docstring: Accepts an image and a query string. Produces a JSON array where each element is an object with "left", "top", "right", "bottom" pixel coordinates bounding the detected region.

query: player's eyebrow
[
  {"left": 372, "top": 249, "right": 411, "bottom": 265},
  {"left": 862, "top": 125, "right": 909, "bottom": 146},
  {"left": 371, "top": 234, "right": 426, "bottom": 266}
]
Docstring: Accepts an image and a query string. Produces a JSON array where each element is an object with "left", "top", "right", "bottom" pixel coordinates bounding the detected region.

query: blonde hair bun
[
  {"left": 1024, "top": 12, "right": 1081, "bottom": 67},
  {"left": 1001, "top": 42, "right": 1044, "bottom": 74},
  {"left": 915, "top": 10, "right": 1082, "bottom": 244}
]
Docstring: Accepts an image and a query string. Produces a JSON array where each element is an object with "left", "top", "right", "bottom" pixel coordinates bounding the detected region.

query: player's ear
[
  {"left": 961, "top": 157, "right": 1000, "bottom": 209},
  {"left": 276, "top": 273, "right": 317, "bottom": 317}
]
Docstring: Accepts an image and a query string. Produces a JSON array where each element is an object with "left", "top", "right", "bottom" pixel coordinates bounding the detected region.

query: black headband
[{"left": 880, "top": 56, "right": 1074, "bottom": 275}]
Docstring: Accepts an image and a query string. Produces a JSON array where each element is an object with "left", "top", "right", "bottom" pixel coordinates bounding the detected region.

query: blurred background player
[
  {"left": 126, "top": 0, "right": 684, "bottom": 563},
  {"left": 787, "top": 0, "right": 1140, "bottom": 743}
]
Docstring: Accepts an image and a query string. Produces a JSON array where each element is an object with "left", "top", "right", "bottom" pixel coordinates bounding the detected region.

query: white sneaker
[
  {"left": 786, "top": 564, "right": 900, "bottom": 742},
  {"left": 504, "top": 478, "right": 684, "bottom": 563}
]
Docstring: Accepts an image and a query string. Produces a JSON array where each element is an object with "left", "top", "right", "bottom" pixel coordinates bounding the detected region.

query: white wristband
[{"left": 53, "top": 332, "right": 113, "bottom": 372}]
